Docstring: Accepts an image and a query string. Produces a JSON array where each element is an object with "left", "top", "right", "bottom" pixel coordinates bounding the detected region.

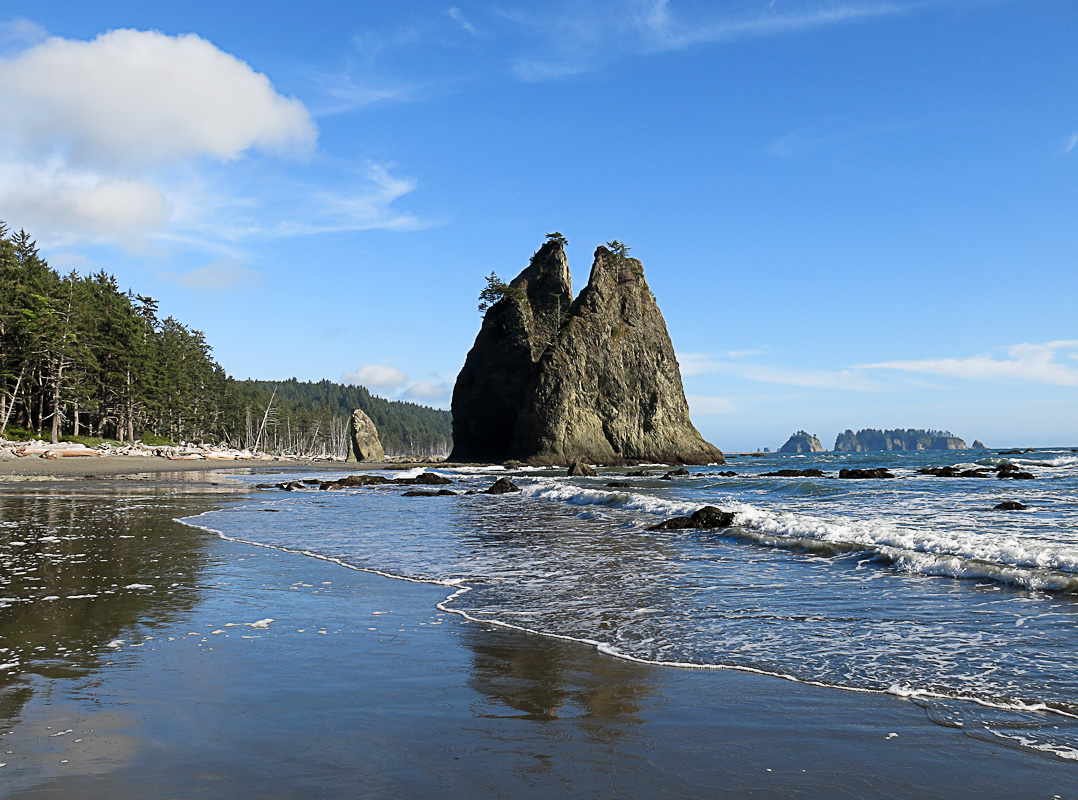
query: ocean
[{"left": 182, "top": 448, "right": 1078, "bottom": 763}]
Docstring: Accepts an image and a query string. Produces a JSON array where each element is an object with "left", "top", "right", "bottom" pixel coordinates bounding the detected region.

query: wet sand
[{"left": 0, "top": 477, "right": 1075, "bottom": 798}]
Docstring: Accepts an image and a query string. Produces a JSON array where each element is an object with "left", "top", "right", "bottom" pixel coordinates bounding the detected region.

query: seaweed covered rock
[{"left": 450, "top": 240, "right": 723, "bottom": 466}]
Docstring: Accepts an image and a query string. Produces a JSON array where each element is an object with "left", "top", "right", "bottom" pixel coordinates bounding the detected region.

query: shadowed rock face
[
  {"left": 450, "top": 240, "right": 572, "bottom": 462},
  {"left": 451, "top": 242, "right": 723, "bottom": 465}
]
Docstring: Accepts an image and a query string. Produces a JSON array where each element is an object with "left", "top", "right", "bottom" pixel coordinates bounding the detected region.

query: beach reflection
[
  {"left": 0, "top": 487, "right": 221, "bottom": 730},
  {"left": 461, "top": 622, "right": 655, "bottom": 734}
]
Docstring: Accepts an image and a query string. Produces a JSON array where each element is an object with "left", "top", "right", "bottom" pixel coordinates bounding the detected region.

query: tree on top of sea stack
[{"left": 450, "top": 238, "right": 723, "bottom": 466}]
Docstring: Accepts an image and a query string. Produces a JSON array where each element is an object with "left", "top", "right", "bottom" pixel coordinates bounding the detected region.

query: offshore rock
[
  {"left": 778, "top": 431, "right": 824, "bottom": 453},
  {"left": 650, "top": 506, "right": 736, "bottom": 531},
  {"left": 568, "top": 461, "right": 596, "bottom": 477},
  {"left": 834, "top": 429, "right": 966, "bottom": 452},
  {"left": 485, "top": 477, "right": 521, "bottom": 494},
  {"left": 347, "top": 408, "right": 386, "bottom": 462},
  {"left": 451, "top": 240, "right": 723, "bottom": 466},
  {"left": 839, "top": 468, "right": 895, "bottom": 479}
]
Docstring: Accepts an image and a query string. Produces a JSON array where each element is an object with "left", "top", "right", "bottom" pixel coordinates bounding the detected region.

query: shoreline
[{"left": 1, "top": 476, "right": 1075, "bottom": 796}]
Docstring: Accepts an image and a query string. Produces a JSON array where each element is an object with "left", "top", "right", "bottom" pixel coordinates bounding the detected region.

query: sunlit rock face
[{"left": 451, "top": 241, "right": 723, "bottom": 466}]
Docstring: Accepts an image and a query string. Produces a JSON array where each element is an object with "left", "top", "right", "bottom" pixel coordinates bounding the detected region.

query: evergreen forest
[{"left": 0, "top": 222, "right": 451, "bottom": 457}]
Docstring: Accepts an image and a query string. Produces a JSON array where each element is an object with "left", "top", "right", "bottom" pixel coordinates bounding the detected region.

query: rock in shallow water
[
  {"left": 485, "top": 477, "right": 521, "bottom": 494},
  {"left": 993, "top": 500, "right": 1030, "bottom": 511},
  {"left": 650, "top": 506, "right": 736, "bottom": 531},
  {"left": 838, "top": 468, "right": 895, "bottom": 480}
]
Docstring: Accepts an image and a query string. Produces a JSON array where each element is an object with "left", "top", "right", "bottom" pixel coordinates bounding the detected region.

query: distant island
[
  {"left": 779, "top": 431, "right": 824, "bottom": 453},
  {"left": 0, "top": 221, "right": 451, "bottom": 458},
  {"left": 834, "top": 429, "right": 967, "bottom": 452}
]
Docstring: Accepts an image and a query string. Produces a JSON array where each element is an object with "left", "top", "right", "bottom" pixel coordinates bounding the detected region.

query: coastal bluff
[{"left": 450, "top": 239, "right": 723, "bottom": 466}]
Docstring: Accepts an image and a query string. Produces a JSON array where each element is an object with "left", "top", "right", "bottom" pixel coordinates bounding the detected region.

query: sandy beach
[{"left": 0, "top": 466, "right": 1075, "bottom": 798}]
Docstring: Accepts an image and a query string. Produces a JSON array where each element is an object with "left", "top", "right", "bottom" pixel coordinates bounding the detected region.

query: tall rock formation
[
  {"left": 347, "top": 408, "right": 386, "bottom": 462},
  {"left": 451, "top": 240, "right": 723, "bottom": 465},
  {"left": 779, "top": 431, "right": 824, "bottom": 453},
  {"left": 450, "top": 240, "right": 572, "bottom": 462}
]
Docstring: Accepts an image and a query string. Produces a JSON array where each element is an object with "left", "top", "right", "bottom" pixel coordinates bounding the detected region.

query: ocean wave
[{"left": 518, "top": 478, "right": 1078, "bottom": 591}]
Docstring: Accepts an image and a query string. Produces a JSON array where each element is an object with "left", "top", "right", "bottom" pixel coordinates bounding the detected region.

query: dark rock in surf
[
  {"left": 918, "top": 466, "right": 992, "bottom": 478},
  {"left": 838, "top": 468, "right": 895, "bottom": 479},
  {"left": 606, "top": 481, "right": 632, "bottom": 488},
  {"left": 763, "top": 468, "right": 826, "bottom": 478},
  {"left": 993, "top": 500, "right": 1029, "bottom": 510},
  {"left": 996, "top": 463, "right": 1034, "bottom": 480},
  {"left": 660, "top": 467, "right": 691, "bottom": 480},
  {"left": 319, "top": 474, "right": 393, "bottom": 490},
  {"left": 485, "top": 477, "right": 521, "bottom": 494},
  {"left": 568, "top": 461, "right": 597, "bottom": 477},
  {"left": 650, "top": 506, "right": 736, "bottom": 531},
  {"left": 395, "top": 472, "right": 453, "bottom": 486},
  {"left": 401, "top": 489, "right": 458, "bottom": 497}
]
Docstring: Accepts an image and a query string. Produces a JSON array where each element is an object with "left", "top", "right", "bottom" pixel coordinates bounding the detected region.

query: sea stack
[
  {"left": 450, "top": 239, "right": 723, "bottom": 465},
  {"left": 347, "top": 408, "right": 386, "bottom": 462},
  {"left": 779, "top": 431, "right": 824, "bottom": 453}
]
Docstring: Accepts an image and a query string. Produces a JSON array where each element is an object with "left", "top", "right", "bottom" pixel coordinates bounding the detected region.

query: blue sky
[{"left": 1, "top": 1, "right": 1075, "bottom": 451}]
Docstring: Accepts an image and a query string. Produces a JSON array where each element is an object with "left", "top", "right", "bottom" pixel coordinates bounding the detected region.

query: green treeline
[
  {"left": 0, "top": 222, "right": 451, "bottom": 456},
  {"left": 224, "top": 379, "right": 452, "bottom": 458}
]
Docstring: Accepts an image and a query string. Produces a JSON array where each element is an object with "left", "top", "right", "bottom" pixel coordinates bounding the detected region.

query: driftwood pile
[{"left": 0, "top": 439, "right": 285, "bottom": 462}]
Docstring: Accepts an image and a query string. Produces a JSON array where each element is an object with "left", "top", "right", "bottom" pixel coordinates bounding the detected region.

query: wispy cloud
[
  {"left": 862, "top": 341, "right": 1078, "bottom": 386},
  {"left": 1065, "top": 134, "right": 1078, "bottom": 155},
  {"left": 640, "top": 0, "right": 905, "bottom": 50},
  {"left": 161, "top": 259, "right": 265, "bottom": 292},
  {"left": 507, "top": 0, "right": 910, "bottom": 81},
  {"left": 680, "top": 350, "right": 886, "bottom": 391},
  {"left": 447, "top": 8, "right": 478, "bottom": 35}
]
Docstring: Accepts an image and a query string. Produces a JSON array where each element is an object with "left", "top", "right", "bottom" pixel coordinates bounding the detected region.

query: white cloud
[
  {"left": 0, "top": 28, "right": 315, "bottom": 167},
  {"left": 400, "top": 380, "right": 452, "bottom": 404},
  {"left": 1066, "top": 134, "right": 1078, "bottom": 155},
  {"left": 341, "top": 365, "right": 409, "bottom": 388},
  {"left": 162, "top": 259, "right": 265, "bottom": 292},
  {"left": 0, "top": 159, "right": 169, "bottom": 245},
  {"left": 686, "top": 395, "right": 738, "bottom": 415},
  {"left": 862, "top": 341, "right": 1078, "bottom": 386}
]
